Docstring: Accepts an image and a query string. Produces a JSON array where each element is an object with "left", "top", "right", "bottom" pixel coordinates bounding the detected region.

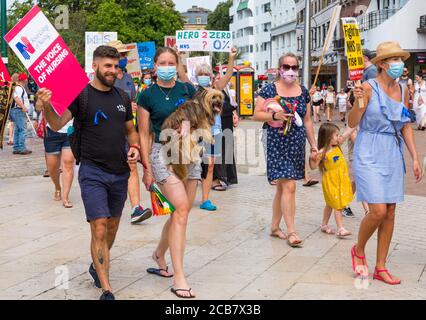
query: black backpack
[{"left": 69, "top": 85, "right": 131, "bottom": 165}]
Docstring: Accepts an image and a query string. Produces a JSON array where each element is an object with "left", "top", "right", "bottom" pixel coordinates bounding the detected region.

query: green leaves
[{"left": 4, "top": 0, "right": 185, "bottom": 73}]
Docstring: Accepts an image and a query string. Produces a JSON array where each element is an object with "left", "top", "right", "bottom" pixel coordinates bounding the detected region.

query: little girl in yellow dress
[{"left": 310, "top": 123, "right": 355, "bottom": 238}]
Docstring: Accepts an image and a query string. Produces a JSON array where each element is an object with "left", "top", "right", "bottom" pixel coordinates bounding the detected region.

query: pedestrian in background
[
  {"left": 413, "top": 71, "right": 426, "bottom": 130},
  {"left": 325, "top": 85, "right": 335, "bottom": 122},
  {"left": 9, "top": 73, "right": 32, "bottom": 155}
]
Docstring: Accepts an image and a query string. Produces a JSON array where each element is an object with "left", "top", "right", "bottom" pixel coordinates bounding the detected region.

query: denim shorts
[
  {"left": 44, "top": 127, "right": 70, "bottom": 155},
  {"left": 78, "top": 164, "right": 130, "bottom": 222},
  {"left": 202, "top": 134, "right": 222, "bottom": 158},
  {"left": 150, "top": 143, "right": 201, "bottom": 184}
]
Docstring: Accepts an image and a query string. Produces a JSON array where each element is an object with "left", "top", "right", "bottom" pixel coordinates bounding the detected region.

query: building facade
[
  {"left": 181, "top": 5, "right": 211, "bottom": 30},
  {"left": 271, "top": 0, "right": 297, "bottom": 78},
  {"left": 295, "top": 0, "right": 340, "bottom": 89},
  {"left": 230, "top": 0, "right": 275, "bottom": 77},
  {"left": 334, "top": 0, "right": 426, "bottom": 88}
]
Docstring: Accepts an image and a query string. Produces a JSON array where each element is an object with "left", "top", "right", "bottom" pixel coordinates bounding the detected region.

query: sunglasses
[{"left": 281, "top": 64, "right": 299, "bottom": 71}]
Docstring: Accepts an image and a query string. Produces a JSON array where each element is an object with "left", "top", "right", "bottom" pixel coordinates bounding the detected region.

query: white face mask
[{"left": 280, "top": 69, "right": 298, "bottom": 84}]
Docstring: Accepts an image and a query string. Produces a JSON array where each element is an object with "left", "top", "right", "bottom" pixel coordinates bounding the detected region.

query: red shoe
[
  {"left": 373, "top": 267, "right": 401, "bottom": 285},
  {"left": 351, "top": 245, "right": 368, "bottom": 276}
]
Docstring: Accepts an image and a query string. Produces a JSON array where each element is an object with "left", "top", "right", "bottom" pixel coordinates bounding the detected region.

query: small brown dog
[{"left": 161, "top": 88, "right": 224, "bottom": 180}]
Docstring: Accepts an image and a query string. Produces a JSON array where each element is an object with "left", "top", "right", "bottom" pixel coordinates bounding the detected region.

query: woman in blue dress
[
  {"left": 253, "top": 53, "right": 317, "bottom": 247},
  {"left": 349, "top": 42, "right": 423, "bottom": 285}
]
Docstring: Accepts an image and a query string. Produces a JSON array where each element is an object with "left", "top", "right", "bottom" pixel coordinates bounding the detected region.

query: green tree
[
  {"left": 206, "top": 0, "right": 232, "bottom": 31},
  {"left": 88, "top": 0, "right": 184, "bottom": 45}
]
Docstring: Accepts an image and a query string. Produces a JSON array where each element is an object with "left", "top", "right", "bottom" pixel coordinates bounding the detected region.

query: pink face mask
[{"left": 280, "top": 68, "right": 299, "bottom": 83}]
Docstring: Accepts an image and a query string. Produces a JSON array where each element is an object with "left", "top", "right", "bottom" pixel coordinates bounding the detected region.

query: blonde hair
[{"left": 278, "top": 52, "right": 299, "bottom": 67}]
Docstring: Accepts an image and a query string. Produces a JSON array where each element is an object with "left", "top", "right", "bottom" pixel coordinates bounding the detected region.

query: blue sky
[{"left": 173, "top": 0, "right": 222, "bottom": 12}]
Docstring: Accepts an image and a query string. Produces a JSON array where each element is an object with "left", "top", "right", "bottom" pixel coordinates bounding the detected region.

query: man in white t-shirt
[
  {"left": 336, "top": 88, "right": 348, "bottom": 123},
  {"left": 9, "top": 73, "right": 32, "bottom": 155}
]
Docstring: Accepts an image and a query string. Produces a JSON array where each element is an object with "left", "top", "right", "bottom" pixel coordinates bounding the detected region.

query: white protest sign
[
  {"left": 186, "top": 56, "right": 211, "bottom": 85},
  {"left": 176, "top": 30, "right": 232, "bottom": 52},
  {"left": 85, "top": 32, "right": 117, "bottom": 73}
]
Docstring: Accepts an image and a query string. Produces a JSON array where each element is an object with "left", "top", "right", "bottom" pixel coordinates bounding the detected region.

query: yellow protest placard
[{"left": 341, "top": 17, "right": 364, "bottom": 81}]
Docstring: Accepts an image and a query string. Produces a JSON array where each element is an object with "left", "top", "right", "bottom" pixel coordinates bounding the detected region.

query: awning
[{"left": 237, "top": 0, "right": 249, "bottom": 12}]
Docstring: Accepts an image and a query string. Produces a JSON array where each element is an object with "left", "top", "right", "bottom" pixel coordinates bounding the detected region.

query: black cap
[{"left": 363, "top": 49, "right": 375, "bottom": 60}]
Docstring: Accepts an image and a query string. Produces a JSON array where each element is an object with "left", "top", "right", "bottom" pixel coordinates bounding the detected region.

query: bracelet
[
  {"left": 272, "top": 112, "right": 277, "bottom": 121},
  {"left": 129, "top": 145, "right": 141, "bottom": 152}
]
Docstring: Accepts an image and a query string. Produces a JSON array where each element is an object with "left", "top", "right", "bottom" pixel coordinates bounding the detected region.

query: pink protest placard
[
  {"left": 4, "top": 5, "right": 89, "bottom": 116},
  {"left": 0, "top": 59, "right": 11, "bottom": 83}
]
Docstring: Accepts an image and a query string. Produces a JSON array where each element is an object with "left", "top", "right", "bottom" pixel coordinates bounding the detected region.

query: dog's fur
[{"left": 161, "top": 88, "right": 224, "bottom": 180}]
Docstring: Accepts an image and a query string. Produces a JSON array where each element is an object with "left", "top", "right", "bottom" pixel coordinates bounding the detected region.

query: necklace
[{"left": 157, "top": 84, "right": 175, "bottom": 101}]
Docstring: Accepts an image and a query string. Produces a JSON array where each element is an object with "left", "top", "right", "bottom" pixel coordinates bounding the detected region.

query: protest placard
[
  {"left": 85, "top": 32, "right": 117, "bottom": 73},
  {"left": 125, "top": 43, "right": 142, "bottom": 78},
  {"left": 5, "top": 5, "right": 89, "bottom": 116},
  {"left": 164, "top": 36, "right": 176, "bottom": 48},
  {"left": 137, "top": 42, "right": 155, "bottom": 70},
  {"left": 176, "top": 30, "right": 232, "bottom": 52},
  {"left": 186, "top": 56, "right": 211, "bottom": 85},
  {"left": 341, "top": 17, "right": 364, "bottom": 81}
]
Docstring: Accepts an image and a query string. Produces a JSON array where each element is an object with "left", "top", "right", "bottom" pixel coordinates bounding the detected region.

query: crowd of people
[{"left": 3, "top": 39, "right": 424, "bottom": 300}]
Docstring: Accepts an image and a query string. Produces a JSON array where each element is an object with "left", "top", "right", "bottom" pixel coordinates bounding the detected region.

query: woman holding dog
[
  {"left": 138, "top": 47, "right": 198, "bottom": 298},
  {"left": 253, "top": 53, "right": 317, "bottom": 247},
  {"left": 349, "top": 42, "right": 423, "bottom": 285}
]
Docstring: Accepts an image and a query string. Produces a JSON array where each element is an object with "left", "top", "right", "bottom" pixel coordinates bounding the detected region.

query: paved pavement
[{"left": 0, "top": 119, "right": 425, "bottom": 300}]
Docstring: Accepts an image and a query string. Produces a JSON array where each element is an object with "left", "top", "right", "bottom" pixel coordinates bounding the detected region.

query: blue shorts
[
  {"left": 78, "top": 164, "right": 130, "bottom": 222},
  {"left": 44, "top": 127, "right": 70, "bottom": 155}
]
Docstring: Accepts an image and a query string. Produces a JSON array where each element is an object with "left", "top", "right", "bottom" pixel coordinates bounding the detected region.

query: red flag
[{"left": 0, "top": 58, "right": 11, "bottom": 84}]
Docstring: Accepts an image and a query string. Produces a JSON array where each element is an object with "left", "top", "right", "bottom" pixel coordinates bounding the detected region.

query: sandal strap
[
  {"left": 352, "top": 245, "right": 366, "bottom": 259},
  {"left": 173, "top": 288, "right": 192, "bottom": 292}
]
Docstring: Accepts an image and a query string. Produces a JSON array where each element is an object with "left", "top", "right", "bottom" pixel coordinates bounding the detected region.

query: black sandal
[{"left": 170, "top": 288, "right": 196, "bottom": 299}]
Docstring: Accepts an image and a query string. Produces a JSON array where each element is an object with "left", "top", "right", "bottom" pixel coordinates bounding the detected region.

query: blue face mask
[
  {"left": 197, "top": 75, "right": 211, "bottom": 87},
  {"left": 386, "top": 61, "right": 404, "bottom": 80},
  {"left": 119, "top": 57, "right": 128, "bottom": 70},
  {"left": 157, "top": 66, "right": 177, "bottom": 82},
  {"left": 143, "top": 79, "right": 152, "bottom": 86}
]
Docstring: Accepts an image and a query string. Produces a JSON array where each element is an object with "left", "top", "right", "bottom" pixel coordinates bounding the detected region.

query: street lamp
[{"left": 1, "top": 0, "right": 7, "bottom": 63}]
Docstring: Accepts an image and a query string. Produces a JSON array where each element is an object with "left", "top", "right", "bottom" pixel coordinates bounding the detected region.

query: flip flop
[
  {"left": 146, "top": 266, "right": 173, "bottom": 278},
  {"left": 212, "top": 184, "right": 227, "bottom": 191},
  {"left": 303, "top": 179, "right": 319, "bottom": 187},
  {"left": 170, "top": 287, "right": 196, "bottom": 299},
  {"left": 270, "top": 228, "right": 287, "bottom": 240},
  {"left": 287, "top": 232, "right": 303, "bottom": 247}
]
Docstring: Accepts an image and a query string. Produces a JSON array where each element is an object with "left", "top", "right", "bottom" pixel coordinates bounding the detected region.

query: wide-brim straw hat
[
  {"left": 371, "top": 41, "right": 410, "bottom": 64},
  {"left": 106, "top": 40, "right": 131, "bottom": 53}
]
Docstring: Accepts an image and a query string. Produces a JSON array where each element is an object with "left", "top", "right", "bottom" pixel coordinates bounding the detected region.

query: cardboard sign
[
  {"left": 85, "top": 32, "right": 117, "bottom": 73},
  {"left": 124, "top": 43, "right": 142, "bottom": 78},
  {"left": 186, "top": 56, "right": 211, "bottom": 85},
  {"left": 341, "top": 17, "right": 364, "bottom": 81},
  {"left": 176, "top": 30, "right": 232, "bottom": 52},
  {"left": 5, "top": 5, "right": 89, "bottom": 116},
  {"left": 0, "top": 59, "right": 11, "bottom": 83},
  {"left": 164, "top": 36, "right": 176, "bottom": 48},
  {"left": 137, "top": 42, "right": 155, "bottom": 70}
]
